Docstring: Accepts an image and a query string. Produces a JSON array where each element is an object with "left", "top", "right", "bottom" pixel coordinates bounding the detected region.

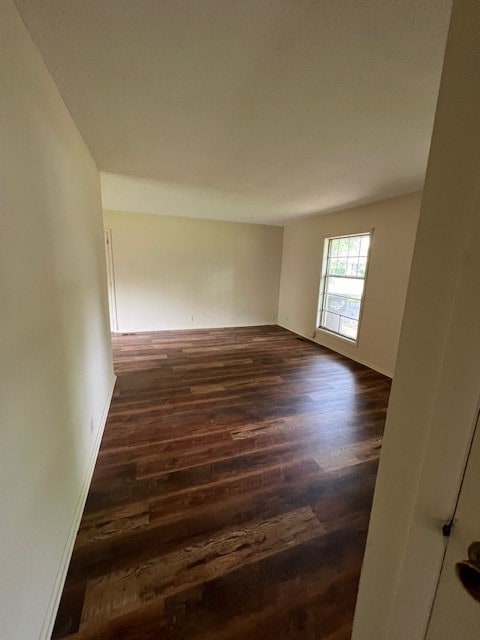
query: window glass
[{"left": 318, "top": 232, "right": 371, "bottom": 341}]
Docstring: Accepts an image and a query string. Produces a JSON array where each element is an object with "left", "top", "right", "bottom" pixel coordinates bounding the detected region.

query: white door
[
  {"left": 426, "top": 408, "right": 480, "bottom": 639},
  {"left": 104, "top": 228, "right": 118, "bottom": 333}
]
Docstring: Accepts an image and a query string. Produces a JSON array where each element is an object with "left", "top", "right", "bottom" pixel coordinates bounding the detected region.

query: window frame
[{"left": 316, "top": 230, "right": 373, "bottom": 345}]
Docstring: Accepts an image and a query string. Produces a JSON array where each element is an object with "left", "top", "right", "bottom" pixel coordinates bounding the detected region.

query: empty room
[{"left": 4, "top": 1, "right": 480, "bottom": 639}]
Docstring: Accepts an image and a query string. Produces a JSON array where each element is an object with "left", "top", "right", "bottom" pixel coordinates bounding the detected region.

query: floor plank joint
[{"left": 53, "top": 325, "right": 390, "bottom": 640}]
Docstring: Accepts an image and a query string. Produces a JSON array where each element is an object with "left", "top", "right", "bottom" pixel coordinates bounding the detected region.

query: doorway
[{"left": 104, "top": 228, "right": 118, "bottom": 333}]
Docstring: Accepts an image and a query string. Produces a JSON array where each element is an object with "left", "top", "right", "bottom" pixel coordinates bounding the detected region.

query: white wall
[
  {"left": 353, "top": 1, "right": 480, "bottom": 639},
  {"left": 104, "top": 210, "right": 283, "bottom": 332},
  {"left": 1, "top": 2, "right": 115, "bottom": 639},
  {"left": 277, "top": 193, "right": 420, "bottom": 376}
]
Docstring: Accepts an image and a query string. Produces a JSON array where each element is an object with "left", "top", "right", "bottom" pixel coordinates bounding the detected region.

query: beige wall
[
  {"left": 278, "top": 193, "right": 420, "bottom": 376},
  {"left": 353, "top": 2, "right": 480, "bottom": 638},
  {"left": 1, "top": 3, "right": 114, "bottom": 639},
  {"left": 104, "top": 210, "right": 283, "bottom": 332}
]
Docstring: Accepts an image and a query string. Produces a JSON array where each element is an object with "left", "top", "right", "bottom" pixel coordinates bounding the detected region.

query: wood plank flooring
[{"left": 52, "top": 325, "right": 391, "bottom": 640}]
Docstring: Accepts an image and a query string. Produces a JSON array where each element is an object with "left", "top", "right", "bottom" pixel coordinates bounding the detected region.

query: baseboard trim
[
  {"left": 277, "top": 323, "right": 393, "bottom": 378},
  {"left": 113, "top": 321, "right": 279, "bottom": 334},
  {"left": 39, "top": 373, "right": 117, "bottom": 640}
]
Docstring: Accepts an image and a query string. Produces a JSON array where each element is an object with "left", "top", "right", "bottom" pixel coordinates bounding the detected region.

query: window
[{"left": 318, "top": 232, "right": 371, "bottom": 342}]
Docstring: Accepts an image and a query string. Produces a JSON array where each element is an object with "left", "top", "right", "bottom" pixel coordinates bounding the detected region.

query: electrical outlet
[{"left": 189, "top": 314, "right": 194, "bottom": 322}]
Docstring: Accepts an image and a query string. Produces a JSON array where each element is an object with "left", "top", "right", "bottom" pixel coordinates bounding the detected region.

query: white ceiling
[{"left": 16, "top": 0, "right": 451, "bottom": 224}]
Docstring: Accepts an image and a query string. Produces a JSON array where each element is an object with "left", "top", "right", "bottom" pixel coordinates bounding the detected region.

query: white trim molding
[
  {"left": 39, "top": 374, "right": 117, "bottom": 640},
  {"left": 277, "top": 323, "right": 392, "bottom": 378}
]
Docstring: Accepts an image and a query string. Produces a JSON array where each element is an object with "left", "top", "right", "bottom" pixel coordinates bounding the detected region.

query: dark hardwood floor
[{"left": 52, "top": 325, "right": 391, "bottom": 640}]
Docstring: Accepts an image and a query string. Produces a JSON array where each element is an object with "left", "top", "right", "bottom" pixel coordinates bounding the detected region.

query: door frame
[
  {"left": 352, "top": 2, "right": 480, "bottom": 638},
  {"left": 425, "top": 404, "right": 480, "bottom": 638},
  {"left": 381, "top": 186, "right": 480, "bottom": 640},
  {"left": 104, "top": 228, "right": 118, "bottom": 333}
]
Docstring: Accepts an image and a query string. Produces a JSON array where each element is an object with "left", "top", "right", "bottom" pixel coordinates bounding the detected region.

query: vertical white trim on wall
[{"left": 104, "top": 228, "right": 118, "bottom": 333}]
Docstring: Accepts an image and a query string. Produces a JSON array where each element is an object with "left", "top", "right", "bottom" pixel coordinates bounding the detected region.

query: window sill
[{"left": 315, "top": 327, "right": 358, "bottom": 347}]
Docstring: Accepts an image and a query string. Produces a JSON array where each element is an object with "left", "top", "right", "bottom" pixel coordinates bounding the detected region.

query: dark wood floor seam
[{"left": 53, "top": 325, "right": 390, "bottom": 640}]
